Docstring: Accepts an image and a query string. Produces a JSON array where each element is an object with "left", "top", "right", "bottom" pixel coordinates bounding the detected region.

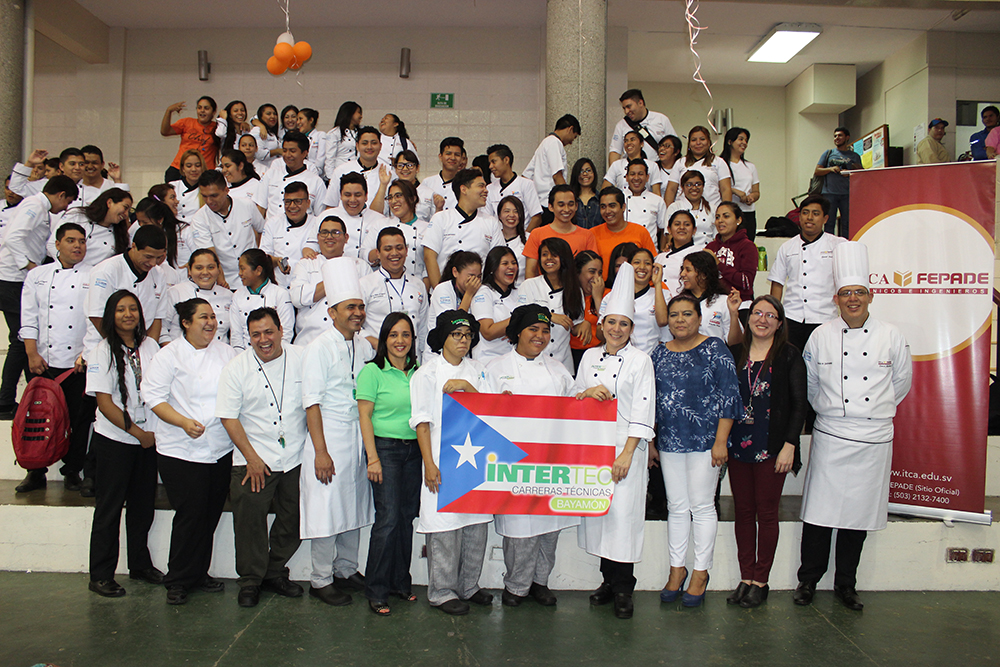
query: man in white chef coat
[
  {"left": 300, "top": 258, "right": 375, "bottom": 606},
  {"left": 794, "top": 241, "right": 912, "bottom": 611},
  {"left": 608, "top": 89, "right": 677, "bottom": 164}
]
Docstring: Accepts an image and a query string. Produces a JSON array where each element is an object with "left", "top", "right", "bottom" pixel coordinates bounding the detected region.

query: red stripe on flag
[
  {"left": 512, "top": 441, "right": 615, "bottom": 466},
  {"left": 451, "top": 392, "right": 616, "bottom": 422}
]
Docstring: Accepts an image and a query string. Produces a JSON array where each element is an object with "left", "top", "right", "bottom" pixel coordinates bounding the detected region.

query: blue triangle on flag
[{"left": 437, "top": 394, "right": 528, "bottom": 510}]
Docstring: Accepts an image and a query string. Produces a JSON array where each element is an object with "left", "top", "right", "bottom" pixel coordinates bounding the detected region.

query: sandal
[
  {"left": 392, "top": 591, "right": 418, "bottom": 602},
  {"left": 369, "top": 600, "right": 392, "bottom": 616}
]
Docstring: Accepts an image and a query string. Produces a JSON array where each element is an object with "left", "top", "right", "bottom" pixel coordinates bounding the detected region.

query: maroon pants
[{"left": 728, "top": 457, "right": 787, "bottom": 583}]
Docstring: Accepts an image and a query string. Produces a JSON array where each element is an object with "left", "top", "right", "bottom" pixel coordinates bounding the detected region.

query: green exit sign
[{"left": 431, "top": 93, "right": 454, "bottom": 109}]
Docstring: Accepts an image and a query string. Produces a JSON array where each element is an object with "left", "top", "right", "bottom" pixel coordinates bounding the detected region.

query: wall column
[
  {"left": 546, "top": 0, "right": 607, "bottom": 171},
  {"left": 0, "top": 2, "right": 26, "bottom": 175}
]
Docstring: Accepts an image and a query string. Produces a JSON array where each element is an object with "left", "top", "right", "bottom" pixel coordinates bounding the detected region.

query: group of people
[{"left": 0, "top": 87, "right": 910, "bottom": 619}]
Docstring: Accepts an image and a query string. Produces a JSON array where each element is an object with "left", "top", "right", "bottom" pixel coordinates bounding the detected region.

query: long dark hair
[
  {"left": 370, "top": 312, "right": 418, "bottom": 372},
  {"left": 136, "top": 198, "right": 187, "bottom": 268},
  {"left": 719, "top": 127, "right": 751, "bottom": 165},
  {"left": 102, "top": 290, "right": 147, "bottom": 432},
  {"left": 442, "top": 251, "right": 482, "bottom": 291},
  {"left": 538, "top": 237, "right": 582, "bottom": 320},
  {"left": 333, "top": 101, "right": 362, "bottom": 139},
  {"left": 483, "top": 246, "right": 517, "bottom": 295},
  {"left": 575, "top": 249, "right": 602, "bottom": 312},
  {"left": 683, "top": 250, "right": 727, "bottom": 300},
  {"left": 496, "top": 195, "right": 526, "bottom": 243},
  {"left": 606, "top": 242, "right": 639, "bottom": 290},
  {"left": 684, "top": 125, "right": 716, "bottom": 167},
  {"left": 222, "top": 148, "right": 259, "bottom": 181},
  {"left": 197, "top": 96, "right": 221, "bottom": 153},
  {"left": 388, "top": 179, "right": 418, "bottom": 219},
  {"left": 384, "top": 113, "right": 410, "bottom": 152},
  {"left": 570, "top": 157, "right": 597, "bottom": 198},
  {"left": 222, "top": 100, "right": 247, "bottom": 151},
  {"left": 280, "top": 105, "right": 299, "bottom": 133},
  {"left": 84, "top": 188, "right": 131, "bottom": 253},
  {"left": 256, "top": 103, "right": 279, "bottom": 137},
  {"left": 736, "top": 294, "right": 787, "bottom": 372},
  {"left": 240, "top": 248, "right": 276, "bottom": 285}
]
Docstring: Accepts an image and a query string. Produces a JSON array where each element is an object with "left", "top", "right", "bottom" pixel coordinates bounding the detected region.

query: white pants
[
  {"left": 661, "top": 450, "right": 718, "bottom": 571},
  {"left": 309, "top": 529, "right": 361, "bottom": 587}
]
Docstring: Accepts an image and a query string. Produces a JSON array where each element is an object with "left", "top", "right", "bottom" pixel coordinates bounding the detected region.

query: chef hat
[
  {"left": 833, "top": 241, "right": 870, "bottom": 291},
  {"left": 601, "top": 262, "right": 635, "bottom": 323},
  {"left": 322, "top": 257, "right": 363, "bottom": 307},
  {"left": 427, "top": 309, "right": 480, "bottom": 354},
  {"left": 505, "top": 304, "right": 552, "bottom": 344}
]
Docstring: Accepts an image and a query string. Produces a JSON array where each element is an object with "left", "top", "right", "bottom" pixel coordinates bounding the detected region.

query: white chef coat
[
  {"left": 168, "top": 179, "right": 202, "bottom": 222},
  {"left": 485, "top": 349, "right": 579, "bottom": 538},
  {"left": 609, "top": 111, "right": 677, "bottom": 162},
  {"left": 83, "top": 255, "right": 165, "bottom": 358},
  {"left": 768, "top": 232, "right": 845, "bottom": 325},
  {"left": 485, "top": 175, "right": 544, "bottom": 221},
  {"left": 359, "top": 268, "right": 429, "bottom": 360},
  {"left": 324, "top": 127, "right": 357, "bottom": 175},
  {"left": 657, "top": 292, "right": 733, "bottom": 345},
  {"left": 428, "top": 281, "right": 468, "bottom": 322},
  {"left": 522, "top": 134, "right": 567, "bottom": 204},
  {"left": 800, "top": 316, "right": 912, "bottom": 531},
  {"left": 625, "top": 190, "right": 668, "bottom": 244},
  {"left": 379, "top": 133, "right": 418, "bottom": 163},
  {"left": 50, "top": 213, "right": 118, "bottom": 269},
  {"left": 599, "top": 286, "right": 659, "bottom": 354},
  {"left": 288, "top": 254, "right": 371, "bottom": 346},
  {"left": 418, "top": 173, "right": 458, "bottom": 216},
  {"left": 303, "top": 129, "right": 328, "bottom": 180},
  {"left": 603, "top": 158, "right": 664, "bottom": 193},
  {"left": 0, "top": 193, "right": 53, "bottom": 282},
  {"left": 229, "top": 280, "right": 295, "bottom": 350},
  {"left": 190, "top": 197, "right": 266, "bottom": 289},
  {"left": 299, "top": 328, "right": 375, "bottom": 539},
  {"left": 409, "top": 354, "right": 494, "bottom": 533},
  {"left": 322, "top": 204, "right": 391, "bottom": 260},
  {"left": 359, "top": 217, "right": 425, "bottom": 279},
  {"left": 227, "top": 176, "right": 261, "bottom": 203},
  {"left": 422, "top": 208, "right": 503, "bottom": 276},
  {"left": 215, "top": 344, "right": 308, "bottom": 472},
  {"left": 259, "top": 215, "right": 320, "bottom": 288},
  {"left": 249, "top": 125, "right": 280, "bottom": 171},
  {"left": 10, "top": 163, "right": 124, "bottom": 208},
  {"left": 324, "top": 159, "right": 395, "bottom": 209},
  {"left": 470, "top": 284, "right": 528, "bottom": 364},
  {"left": 503, "top": 235, "right": 527, "bottom": 287},
  {"left": 86, "top": 337, "right": 161, "bottom": 445},
  {"left": 654, "top": 242, "right": 704, "bottom": 298},
  {"left": 574, "top": 342, "right": 656, "bottom": 562},
  {"left": 253, "top": 163, "right": 327, "bottom": 221},
  {"left": 665, "top": 199, "right": 715, "bottom": 248},
  {"left": 668, "top": 158, "right": 731, "bottom": 210},
  {"left": 19, "top": 261, "right": 89, "bottom": 368},
  {"left": 159, "top": 282, "right": 232, "bottom": 345},
  {"left": 142, "top": 337, "right": 236, "bottom": 463},
  {"left": 728, "top": 159, "right": 760, "bottom": 213},
  {"left": 519, "top": 275, "right": 583, "bottom": 373}
]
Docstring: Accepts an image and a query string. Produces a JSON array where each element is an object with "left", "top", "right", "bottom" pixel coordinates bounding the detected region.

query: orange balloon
[
  {"left": 288, "top": 54, "right": 302, "bottom": 70},
  {"left": 293, "top": 41, "right": 312, "bottom": 64},
  {"left": 266, "top": 56, "right": 286, "bottom": 76},
  {"left": 273, "top": 42, "right": 294, "bottom": 67}
]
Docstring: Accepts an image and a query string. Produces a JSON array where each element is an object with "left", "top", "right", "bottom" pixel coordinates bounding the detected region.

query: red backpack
[{"left": 12, "top": 369, "right": 75, "bottom": 469}]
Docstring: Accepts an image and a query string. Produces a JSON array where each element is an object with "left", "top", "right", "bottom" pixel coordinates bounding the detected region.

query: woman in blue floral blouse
[{"left": 651, "top": 293, "right": 741, "bottom": 608}]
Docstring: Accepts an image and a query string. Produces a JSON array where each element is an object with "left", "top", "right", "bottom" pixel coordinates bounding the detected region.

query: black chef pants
[{"left": 797, "top": 522, "right": 867, "bottom": 589}]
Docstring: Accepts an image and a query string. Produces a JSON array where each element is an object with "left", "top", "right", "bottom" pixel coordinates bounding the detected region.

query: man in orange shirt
[
  {"left": 522, "top": 184, "right": 598, "bottom": 278},
  {"left": 591, "top": 187, "right": 656, "bottom": 279}
]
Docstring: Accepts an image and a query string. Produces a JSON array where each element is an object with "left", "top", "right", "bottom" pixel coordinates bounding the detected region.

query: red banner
[{"left": 850, "top": 162, "right": 995, "bottom": 520}]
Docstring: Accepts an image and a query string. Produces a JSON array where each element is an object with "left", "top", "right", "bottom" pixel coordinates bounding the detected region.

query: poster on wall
[
  {"left": 852, "top": 124, "right": 889, "bottom": 170},
  {"left": 850, "top": 161, "right": 995, "bottom": 524}
]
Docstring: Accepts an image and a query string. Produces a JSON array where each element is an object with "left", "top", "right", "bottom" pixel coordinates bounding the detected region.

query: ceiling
[{"left": 74, "top": 0, "right": 1000, "bottom": 87}]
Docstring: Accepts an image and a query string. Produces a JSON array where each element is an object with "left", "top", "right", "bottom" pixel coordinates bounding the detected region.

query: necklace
[
  {"left": 743, "top": 360, "right": 767, "bottom": 425},
  {"left": 255, "top": 352, "right": 287, "bottom": 447}
]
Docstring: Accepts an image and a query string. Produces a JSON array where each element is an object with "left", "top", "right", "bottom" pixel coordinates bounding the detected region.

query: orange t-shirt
[
  {"left": 591, "top": 222, "right": 657, "bottom": 279},
  {"left": 170, "top": 117, "right": 219, "bottom": 169},
  {"left": 570, "top": 296, "right": 601, "bottom": 351},
  {"left": 522, "top": 224, "right": 599, "bottom": 260}
]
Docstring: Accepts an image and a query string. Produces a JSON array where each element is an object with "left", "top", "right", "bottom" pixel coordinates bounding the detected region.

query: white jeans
[{"left": 661, "top": 450, "right": 719, "bottom": 571}]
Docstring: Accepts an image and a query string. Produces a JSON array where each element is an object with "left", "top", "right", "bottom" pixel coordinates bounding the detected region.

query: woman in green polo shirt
[{"left": 357, "top": 312, "right": 420, "bottom": 617}]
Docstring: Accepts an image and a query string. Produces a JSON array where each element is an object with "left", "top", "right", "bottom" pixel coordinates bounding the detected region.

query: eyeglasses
[
  {"left": 395, "top": 162, "right": 416, "bottom": 170},
  {"left": 449, "top": 331, "right": 473, "bottom": 341},
  {"left": 283, "top": 198, "right": 307, "bottom": 206},
  {"left": 682, "top": 182, "right": 704, "bottom": 188},
  {"left": 837, "top": 289, "right": 870, "bottom": 298},
  {"left": 317, "top": 229, "right": 344, "bottom": 237},
  {"left": 579, "top": 167, "right": 594, "bottom": 174},
  {"left": 386, "top": 193, "right": 406, "bottom": 202},
  {"left": 751, "top": 310, "right": 780, "bottom": 321}
]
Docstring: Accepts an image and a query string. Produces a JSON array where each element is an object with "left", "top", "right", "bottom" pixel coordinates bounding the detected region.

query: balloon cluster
[{"left": 267, "top": 32, "right": 312, "bottom": 76}]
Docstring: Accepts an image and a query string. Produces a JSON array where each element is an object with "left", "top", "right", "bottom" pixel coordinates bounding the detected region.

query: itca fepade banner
[{"left": 850, "top": 161, "right": 995, "bottom": 524}]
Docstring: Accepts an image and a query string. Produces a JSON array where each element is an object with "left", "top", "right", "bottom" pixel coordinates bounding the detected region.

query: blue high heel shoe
[
  {"left": 682, "top": 572, "right": 710, "bottom": 607},
  {"left": 659, "top": 568, "right": 688, "bottom": 603}
]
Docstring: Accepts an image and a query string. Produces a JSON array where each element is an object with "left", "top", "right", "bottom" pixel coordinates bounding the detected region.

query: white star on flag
[{"left": 452, "top": 433, "right": 483, "bottom": 469}]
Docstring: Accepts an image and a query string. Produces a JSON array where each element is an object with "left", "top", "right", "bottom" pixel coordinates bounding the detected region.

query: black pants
[
  {"left": 88, "top": 433, "right": 158, "bottom": 581},
  {"left": 26, "top": 368, "right": 95, "bottom": 475},
  {"left": 230, "top": 464, "right": 301, "bottom": 588},
  {"left": 786, "top": 319, "right": 821, "bottom": 430},
  {"left": 797, "top": 522, "right": 867, "bottom": 588},
  {"left": 600, "top": 558, "right": 636, "bottom": 595},
  {"left": 740, "top": 211, "right": 757, "bottom": 242},
  {"left": 158, "top": 451, "right": 232, "bottom": 589},
  {"left": 0, "top": 280, "right": 28, "bottom": 406}
]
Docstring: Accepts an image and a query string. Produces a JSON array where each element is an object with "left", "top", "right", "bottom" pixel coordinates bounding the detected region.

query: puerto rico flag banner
[{"left": 437, "top": 393, "right": 618, "bottom": 516}]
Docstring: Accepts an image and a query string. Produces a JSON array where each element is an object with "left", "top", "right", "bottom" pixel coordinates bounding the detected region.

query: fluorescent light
[{"left": 747, "top": 23, "right": 821, "bottom": 63}]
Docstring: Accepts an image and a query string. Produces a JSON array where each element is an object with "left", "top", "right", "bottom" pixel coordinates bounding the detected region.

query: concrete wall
[{"left": 784, "top": 70, "right": 840, "bottom": 207}]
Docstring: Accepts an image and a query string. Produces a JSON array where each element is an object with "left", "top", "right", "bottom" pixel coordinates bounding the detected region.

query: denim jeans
[
  {"left": 364, "top": 436, "right": 422, "bottom": 602},
  {"left": 823, "top": 192, "right": 850, "bottom": 237}
]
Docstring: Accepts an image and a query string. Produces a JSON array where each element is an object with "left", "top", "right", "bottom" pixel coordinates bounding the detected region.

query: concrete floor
[{"left": 1, "top": 572, "right": 997, "bottom": 667}]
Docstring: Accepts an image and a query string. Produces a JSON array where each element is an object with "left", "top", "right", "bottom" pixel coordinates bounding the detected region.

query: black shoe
[
  {"left": 166, "top": 586, "right": 188, "bottom": 605},
  {"left": 793, "top": 581, "right": 816, "bottom": 606},
  {"left": 436, "top": 599, "right": 470, "bottom": 616},
  {"left": 309, "top": 584, "right": 352, "bottom": 606},
  {"left": 501, "top": 588, "right": 527, "bottom": 607},
  {"left": 79, "top": 477, "right": 96, "bottom": 498},
  {"left": 613, "top": 593, "right": 634, "bottom": 619},
  {"left": 461, "top": 589, "right": 494, "bottom": 606},
  {"left": 834, "top": 585, "right": 864, "bottom": 611},
  {"left": 15, "top": 470, "right": 46, "bottom": 493},
  {"left": 196, "top": 576, "right": 225, "bottom": 593},
  {"left": 238, "top": 586, "right": 260, "bottom": 607},
  {"left": 529, "top": 582, "right": 557, "bottom": 606},
  {"left": 727, "top": 581, "right": 751, "bottom": 605},
  {"left": 63, "top": 471, "right": 82, "bottom": 492},
  {"left": 740, "top": 584, "right": 769, "bottom": 608},
  {"left": 0, "top": 403, "right": 18, "bottom": 420},
  {"left": 590, "top": 582, "right": 613, "bottom": 606},
  {"left": 129, "top": 567, "right": 164, "bottom": 585},
  {"left": 262, "top": 576, "right": 303, "bottom": 598},
  {"left": 333, "top": 572, "right": 366, "bottom": 592},
  {"left": 89, "top": 579, "right": 126, "bottom": 598}
]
